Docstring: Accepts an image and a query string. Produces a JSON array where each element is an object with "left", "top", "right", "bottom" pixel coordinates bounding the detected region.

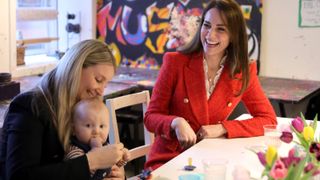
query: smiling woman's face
[
  {"left": 77, "top": 64, "right": 114, "bottom": 100},
  {"left": 201, "top": 8, "right": 230, "bottom": 60}
]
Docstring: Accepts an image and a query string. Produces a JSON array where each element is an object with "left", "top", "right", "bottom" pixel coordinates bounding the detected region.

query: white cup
[
  {"left": 263, "top": 124, "right": 282, "bottom": 148},
  {"left": 202, "top": 158, "right": 227, "bottom": 180}
]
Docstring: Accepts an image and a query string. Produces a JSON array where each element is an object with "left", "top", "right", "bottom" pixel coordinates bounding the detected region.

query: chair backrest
[{"left": 105, "top": 90, "right": 154, "bottom": 161}]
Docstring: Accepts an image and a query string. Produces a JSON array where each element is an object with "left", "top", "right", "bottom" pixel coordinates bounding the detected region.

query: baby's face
[{"left": 73, "top": 108, "right": 109, "bottom": 145}]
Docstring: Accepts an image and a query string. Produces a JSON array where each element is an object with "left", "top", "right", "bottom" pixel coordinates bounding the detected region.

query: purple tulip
[
  {"left": 280, "top": 131, "right": 293, "bottom": 143},
  {"left": 304, "top": 162, "right": 320, "bottom": 176},
  {"left": 292, "top": 117, "right": 304, "bottom": 133},
  {"left": 310, "top": 142, "right": 320, "bottom": 153},
  {"left": 280, "top": 156, "right": 301, "bottom": 168},
  {"left": 316, "top": 152, "right": 320, "bottom": 161},
  {"left": 304, "top": 162, "right": 315, "bottom": 173},
  {"left": 280, "top": 148, "right": 301, "bottom": 168},
  {"left": 257, "top": 152, "right": 267, "bottom": 166},
  {"left": 313, "top": 170, "right": 320, "bottom": 176}
]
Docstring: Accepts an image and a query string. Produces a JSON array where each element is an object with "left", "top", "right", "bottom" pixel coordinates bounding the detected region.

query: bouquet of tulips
[{"left": 256, "top": 113, "right": 320, "bottom": 180}]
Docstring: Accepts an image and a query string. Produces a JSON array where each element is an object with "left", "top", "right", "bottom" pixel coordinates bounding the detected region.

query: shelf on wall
[{"left": 16, "top": 8, "right": 58, "bottom": 21}]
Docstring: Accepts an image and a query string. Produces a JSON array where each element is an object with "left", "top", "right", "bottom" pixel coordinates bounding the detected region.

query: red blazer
[{"left": 144, "top": 51, "right": 276, "bottom": 170}]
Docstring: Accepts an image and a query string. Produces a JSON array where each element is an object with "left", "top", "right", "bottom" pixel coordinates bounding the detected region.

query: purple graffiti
[{"left": 121, "top": 6, "right": 147, "bottom": 45}]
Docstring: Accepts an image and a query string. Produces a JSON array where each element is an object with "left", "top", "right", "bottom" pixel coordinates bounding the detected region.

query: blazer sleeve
[
  {"left": 2, "top": 93, "right": 90, "bottom": 180},
  {"left": 144, "top": 53, "right": 179, "bottom": 139},
  {"left": 222, "top": 62, "right": 277, "bottom": 138}
]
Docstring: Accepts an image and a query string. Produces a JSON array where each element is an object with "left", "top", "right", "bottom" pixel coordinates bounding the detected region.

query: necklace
[
  {"left": 207, "top": 73, "right": 216, "bottom": 93},
  {"left": 204, "top": 59, "right": 226, "bottom": 96},
  {"left": 208, "top": 76, "right": 214, "bottom": 85},
  {"left": 203, "top": 54, "right": 228, "bottom": 97},
  {"left": 207, "top": 70, "right": 217, "bottom": 84}
]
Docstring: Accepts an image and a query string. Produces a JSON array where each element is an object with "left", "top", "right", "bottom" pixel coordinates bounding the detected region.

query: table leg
[{"left": 279, "top": 102, "right": 286, "bottom": 117}]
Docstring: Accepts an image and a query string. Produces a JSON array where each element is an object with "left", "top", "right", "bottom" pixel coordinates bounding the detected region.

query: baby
[{"left": 65, "top": 97, "right": 129, "bottom": 180}]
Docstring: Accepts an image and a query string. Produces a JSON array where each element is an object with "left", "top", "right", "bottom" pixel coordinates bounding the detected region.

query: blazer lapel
[
  {"left": 184, "top": 53, "right": 209, "bottom": 125},
  {"left": 208, "top": 65, "right": 242, "bottom": 116}
]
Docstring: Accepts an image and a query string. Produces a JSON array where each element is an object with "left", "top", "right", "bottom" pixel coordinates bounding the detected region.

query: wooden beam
[{"left": 16, "top": 37, "right": 59, "bottom": 45}]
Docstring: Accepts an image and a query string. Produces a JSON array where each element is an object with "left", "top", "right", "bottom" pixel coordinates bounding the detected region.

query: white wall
[
  {"left": 58, "top": 0, "right": 96, "bottom": 52},
  {"left": 260, "top": 0, "right": 320, "bottom": 81},
  {"left": 0, "top": 0, "right": 11, "bottom": 73}
]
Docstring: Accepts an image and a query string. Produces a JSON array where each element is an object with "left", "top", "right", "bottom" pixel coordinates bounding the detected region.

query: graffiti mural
[{"left": 97, "top": 0, "right": 262, "bottom": 70}]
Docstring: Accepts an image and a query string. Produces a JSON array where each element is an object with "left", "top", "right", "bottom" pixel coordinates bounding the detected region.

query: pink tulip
[
  {"left": 292, "top": 117, "right": 304, "bottom": 133},
  {"left": 270, "top": 160, "right": 288, "bottom": 179},
  {"left": 288, "top": 148, "right": 295, "bottom": 157},
  {"left": 280, "top": 131, "right": 293, "bottom": 143}
]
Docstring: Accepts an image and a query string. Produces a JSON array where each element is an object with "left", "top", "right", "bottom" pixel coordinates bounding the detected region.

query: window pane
[
  {"left": 16, "top": 0, "right": 58, "bottom": 57},
  {"left": 17, "top": 0, "right": 55, "bottom": 8}
]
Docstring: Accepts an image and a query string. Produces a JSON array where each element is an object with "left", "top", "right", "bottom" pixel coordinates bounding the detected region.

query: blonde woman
[{"left": 0, "top": 39, "right": 128, "bottom": 180}]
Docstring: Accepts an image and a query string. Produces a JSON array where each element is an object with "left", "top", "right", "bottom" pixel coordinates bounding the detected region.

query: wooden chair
[{"left": 105, "top": 90, "right": 154, "bottom": 176}]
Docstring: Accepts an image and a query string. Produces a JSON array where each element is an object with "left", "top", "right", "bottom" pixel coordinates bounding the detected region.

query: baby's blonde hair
[{"left": 72, "top": 97, "right": 109, "bottom": 124}]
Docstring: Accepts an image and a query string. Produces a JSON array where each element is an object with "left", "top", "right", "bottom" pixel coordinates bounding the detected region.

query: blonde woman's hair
[{"left": 36, "top": 39, "right": 116, "bottom": 151}]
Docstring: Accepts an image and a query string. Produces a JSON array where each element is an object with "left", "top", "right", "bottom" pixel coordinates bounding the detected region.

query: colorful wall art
[{"left": 97, "top": 0, "right": 263, "bottom": 70}]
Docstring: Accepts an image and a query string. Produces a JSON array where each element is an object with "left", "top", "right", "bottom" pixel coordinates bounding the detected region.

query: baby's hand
[
  {"left": 116, "top": 148, "right": 130, "bottom": 167},
  {"left": 90, "top": 137, "right": 103, "bottom": 149},
  {"left": 122, "top": 148, "right": 130, "bottom": 162}
]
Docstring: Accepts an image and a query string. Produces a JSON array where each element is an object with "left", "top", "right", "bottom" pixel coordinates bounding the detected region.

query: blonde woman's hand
[
  {"left": 116, "top": 148, "right": 130, "bottom": 167},
  {"left": 171, "top": 117, "right": 197, "bottom": 149},
  {"left": 86, "top": 143, "right": 124, "bottom": 171},
  {"left": 196, "top": 124, "right": 227, "bottom": 141},
  {"left": 104, "top": 165, "right": 125, "bottom": 180},
  {"left": 122, "top": 148, "right": 130, "bottom": 162}
]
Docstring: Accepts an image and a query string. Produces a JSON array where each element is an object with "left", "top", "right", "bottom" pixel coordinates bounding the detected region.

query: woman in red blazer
[{"left": 144, "top": 0, "right": 276, "bottom": 170}]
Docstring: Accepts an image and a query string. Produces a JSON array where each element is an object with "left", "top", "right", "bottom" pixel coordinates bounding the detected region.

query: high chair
[{"left": 105, "top": 90, "right": 154, "bottom": 178}]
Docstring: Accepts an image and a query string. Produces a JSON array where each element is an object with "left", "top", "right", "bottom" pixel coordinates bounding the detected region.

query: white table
[{"left": 151, "top": 114, "right": 315, "bottom": 180}]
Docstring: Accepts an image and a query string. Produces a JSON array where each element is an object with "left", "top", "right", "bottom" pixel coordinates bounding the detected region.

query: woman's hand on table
[
  {"left": 171, "top": 117, "right": 197, "bottom": 149},
  {"left": 197, "top": 124, "right": 227, "bottom": 141}
]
